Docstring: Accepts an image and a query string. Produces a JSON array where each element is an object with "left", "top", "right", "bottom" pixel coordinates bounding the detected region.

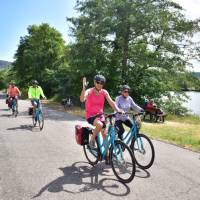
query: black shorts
[{"left": 87, "top": 116, "right": 106, "bottom": 129}]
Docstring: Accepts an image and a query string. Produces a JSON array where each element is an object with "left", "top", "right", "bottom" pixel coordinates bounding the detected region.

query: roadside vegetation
[{"left": 141, "top": 119, "right": 200, "bottom": 152}]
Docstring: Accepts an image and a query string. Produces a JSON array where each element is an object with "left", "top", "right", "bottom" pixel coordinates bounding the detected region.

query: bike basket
[{"left": 75, "top": 125, "right": 91, "bottom": 145}]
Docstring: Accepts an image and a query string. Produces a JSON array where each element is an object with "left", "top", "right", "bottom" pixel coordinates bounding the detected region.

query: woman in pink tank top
[{"left": 80, "top": 75, "right": 122, "bottom": 163}]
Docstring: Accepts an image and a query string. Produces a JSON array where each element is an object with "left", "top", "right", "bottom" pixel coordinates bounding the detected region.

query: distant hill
[
  {"left": 0, "top": 60, "right": 11, "bottom": 69},
  {"left": 193, "top": 72, "right": 200, "bottom": 79}
]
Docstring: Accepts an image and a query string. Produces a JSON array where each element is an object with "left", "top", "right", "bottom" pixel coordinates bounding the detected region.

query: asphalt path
[{"left": 0, "top": 92, "right": 200, "bottom": 200}]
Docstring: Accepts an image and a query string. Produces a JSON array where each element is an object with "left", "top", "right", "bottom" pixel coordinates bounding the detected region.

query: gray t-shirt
[{"left": 115, "top": 95, "right": 143, "bottom": 121}]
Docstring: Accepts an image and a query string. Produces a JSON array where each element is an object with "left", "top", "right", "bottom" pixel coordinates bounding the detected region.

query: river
[{"left": 184, "top": 91, "right": 200, "bottom": 115}]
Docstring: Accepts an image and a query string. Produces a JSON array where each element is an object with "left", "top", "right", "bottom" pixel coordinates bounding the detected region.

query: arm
[
  {"left": 80, "top": 77, "right": 89, "bottom": 102},
  {"left": 105, "top": 91, "right": 121, "bottom": 112},
  {"left": 39, "top": 87, "right": 46, "bottom": 99},
  {"left": 80, "top": 88, "right": 90, "bottom": 102},
  {"left": 130, "top": 97, "right": 144, "bottom": 112},
  {"left": 7, "top": 88, "right": 10, "bottom": 96},
  {"left": 16, "top": 87, "right": 21, "bottom": 96},
  {"left": 28, "top": 87, "right": 32, "bottom": 99}
]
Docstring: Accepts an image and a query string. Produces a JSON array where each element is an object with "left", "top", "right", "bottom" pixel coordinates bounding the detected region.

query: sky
[
  {"left": 0, "top": 0, "right": 200, "bottom": 71},
  {"left": 0, "top": 0, "right": 77, "bottom": 61}
]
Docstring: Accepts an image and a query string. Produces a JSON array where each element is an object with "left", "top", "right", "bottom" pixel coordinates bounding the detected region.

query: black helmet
[
  {"left": 94, "top": 75, "right": 106, "bottom": 84},
  {"left": 32, "top": 80, "right": 38, "bottom": 85},
  {"left": 121, "top": 85, "right": 130, "bottom": 91}
]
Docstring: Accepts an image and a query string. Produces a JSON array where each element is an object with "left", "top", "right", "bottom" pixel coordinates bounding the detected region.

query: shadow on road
[
  {"left": 43, "top": 107, "right": 84, "bottom": 122},
  {"left": 135, "top": 168, "right": 151, "bottom": 178},
  {"left": 0, "top": 114, "right": 11, "bottom": 117},
  {"left": 0, "top": 108, "right": 9, "bottom": 111},
  {"left": 32, "top": 161, "right": 131, "bottom": 198},
  {"left": 7, "top": 125, "right": 32, "bottom": 131}
]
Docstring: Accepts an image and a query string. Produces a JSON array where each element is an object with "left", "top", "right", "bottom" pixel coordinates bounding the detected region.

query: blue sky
[
  {"left": 0, "top": 0, "right": 200, "bottom": 71},
  {"left": 0, "top": 0, "right": 77, "bottom": 61}
]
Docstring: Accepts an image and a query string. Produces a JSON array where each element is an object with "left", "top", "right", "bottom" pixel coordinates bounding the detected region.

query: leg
[
  {"left": 91, "top": 119, "right": 104, "bottom": 141},
  {"left": 115, "top": 120, "right": 125, "bottom": 140},
  {"left": 16, "top": 98, "right": 19, "bottom": 113},
  {"left": 31, "top": 100, "right": 37, "bottom": 117},
  {"left": 124, "top": 119, "right": 133, "bottom": 129}
]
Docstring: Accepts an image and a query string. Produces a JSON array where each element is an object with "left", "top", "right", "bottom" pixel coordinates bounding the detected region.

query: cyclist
[
  {"left": 6, "top": 83, "right": 11, "bottom": 108},
  {"left": 7, "top": 81, "right": 21, "bottom": 113},
  {"left": 80, "top": 75, "right": 123, "bottom": 149},
  {"left": 28, "top": 80, "right": 46, "bottom": 116},
  {"left": 115, "top": 85, "right": 144, "bottom": 140}
]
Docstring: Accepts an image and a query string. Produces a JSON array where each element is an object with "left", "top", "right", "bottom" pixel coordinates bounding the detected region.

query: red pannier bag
[{"left": 75, "top": 125, "right": 91, "bottom": 145}]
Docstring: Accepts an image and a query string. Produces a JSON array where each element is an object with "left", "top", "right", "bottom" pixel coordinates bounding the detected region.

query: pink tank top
[{"left": 85, "top": 88, "right": 107, "bottom": 119}]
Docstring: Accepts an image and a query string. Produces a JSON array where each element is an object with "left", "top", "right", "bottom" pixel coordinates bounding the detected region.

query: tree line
[{"left": 1, "top": 0, "right": 200, "bottom": 113}]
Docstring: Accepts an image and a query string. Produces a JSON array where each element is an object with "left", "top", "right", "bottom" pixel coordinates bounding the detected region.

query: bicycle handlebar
[{"left": 90, "top": 112, "right": 144, "bottom": 119}]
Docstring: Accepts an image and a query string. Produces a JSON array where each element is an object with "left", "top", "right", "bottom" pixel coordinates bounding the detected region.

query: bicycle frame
[
  {"left": 96, "top": 124, "right": 124, "bottom": 161},
  {"left": 33, "top": 100, "right": 42, "bottom": 121},
  {"left": 122, "top": 119, "right": 144, "bottom": 150},
  {"left": 34, "top": 107, "right": 41, "bottom": 121}
]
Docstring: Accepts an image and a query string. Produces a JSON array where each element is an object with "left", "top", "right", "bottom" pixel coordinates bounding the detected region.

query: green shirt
[{"left": 28, "top": 86, "right": 45, "bottom": 99}]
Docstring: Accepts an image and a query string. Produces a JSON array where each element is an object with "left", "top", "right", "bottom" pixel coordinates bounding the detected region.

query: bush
[{"left": 161, "top": 93, "right": 189, "bottom": 115}]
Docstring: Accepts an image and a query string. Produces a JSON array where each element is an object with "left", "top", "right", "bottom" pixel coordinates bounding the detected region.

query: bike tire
[
  {"left": 110, "top": 140, "right": 135, "bottom": 183},
  {"left": 38, "top": 112, "right": 44, "bottom": 130},
  {"left": 131, "top": 133, "right": 155, "bottom": 169},
  {"left": 32, "top": 114, "right": 36, "bottom": 127},
  {"left": 83, "top": 134, "right": 99, "bottom": 166}
]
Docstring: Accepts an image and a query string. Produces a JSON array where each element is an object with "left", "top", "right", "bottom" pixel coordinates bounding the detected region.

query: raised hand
[{"left": 82, "top": 77, "right": 89, "bottom": 89}]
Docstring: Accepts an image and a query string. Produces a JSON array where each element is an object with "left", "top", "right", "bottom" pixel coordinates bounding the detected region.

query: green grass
[
  {"left": 141, "top": 121, "right": 200, "bottom": 152},
  {"left": 166, "top": 114, "right": 200, "bottom": 124}
]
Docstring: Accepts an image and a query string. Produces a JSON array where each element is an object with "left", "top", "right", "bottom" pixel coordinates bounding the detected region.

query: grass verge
[{"left": 141, "top": 121, "right": 200, "bottom": 152}]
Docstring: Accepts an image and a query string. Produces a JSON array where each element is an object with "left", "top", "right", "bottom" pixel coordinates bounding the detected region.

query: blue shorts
[{"left": 31, "top": 99, "right": 40, "bottom": 108}]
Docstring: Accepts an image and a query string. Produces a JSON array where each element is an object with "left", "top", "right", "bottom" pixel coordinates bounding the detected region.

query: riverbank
[{"left": 45, "top": 101, "right": 200, "bottom": 152}]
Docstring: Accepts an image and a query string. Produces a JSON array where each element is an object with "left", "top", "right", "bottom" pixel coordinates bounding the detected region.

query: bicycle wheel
[
  {"left": 38, "top": 112, "right": 44, "bottom": 130},
  {"left": 110, "top": 140, "right": 135, "bottom": 183},
  {"left": 131, "top": 133, "right": 155, "bottom": 169},
  {"left": 83, "top": 134, "right": 99, "bottom": 166},
  {"left": 32, "top": 112, "right": 37, "bottom": 127}
]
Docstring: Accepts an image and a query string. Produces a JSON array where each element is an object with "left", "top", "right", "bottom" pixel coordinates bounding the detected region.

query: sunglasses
[
  {"left": 96, "top": 81, "right": 104, "bottom": 85},
  {"left": 123, "top": 90, "right": 129, "bottom": 93}
]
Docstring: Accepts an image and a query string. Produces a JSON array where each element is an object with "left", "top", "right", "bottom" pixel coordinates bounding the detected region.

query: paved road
[{"left": 0, "top": 93, "right": 200, "bottom": 200}]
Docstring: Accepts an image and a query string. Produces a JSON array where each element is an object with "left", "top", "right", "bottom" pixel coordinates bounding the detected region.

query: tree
[
  {"left": 13, "top": 23, "right": 67, "bottom": 97},
  {"left": 67, "top": 0, "right": 200, "bottom": 104}
]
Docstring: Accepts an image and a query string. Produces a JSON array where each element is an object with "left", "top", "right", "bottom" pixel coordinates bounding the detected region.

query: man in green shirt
[{"left": 28, "top": 80, "right": 46, "bottom": 110}]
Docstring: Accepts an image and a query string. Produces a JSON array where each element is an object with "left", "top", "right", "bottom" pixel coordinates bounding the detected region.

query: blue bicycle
[
  {"left": 119, "top": 112, "right": 155, "bottom": 169},
  {"left": 83, "top": 113, "right": 136, "bottom": 183},
  {"left": 32, "top": 100, "right": 44, "bottom": 130}
]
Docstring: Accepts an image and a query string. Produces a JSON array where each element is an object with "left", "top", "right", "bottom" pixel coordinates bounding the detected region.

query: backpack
[{"left": 75, "top": 125, "right": 92, "bottom": 145}]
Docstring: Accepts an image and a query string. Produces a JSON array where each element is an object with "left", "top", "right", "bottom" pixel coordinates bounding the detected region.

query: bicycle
[
  {"left": 83, "top": 113, "right": 136, "bottom": 183},
  {"left": 61, "top": 97, "right": 73, "bottom": 110},
  {"left": 32, "top": 100, "right": 44, "bottom": 130},
  {"left": 119, "top": 112, "right": 155, "bottom": 169},
  {"left": 9, "top": 97, "right": 18, "bottom": 117}
]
